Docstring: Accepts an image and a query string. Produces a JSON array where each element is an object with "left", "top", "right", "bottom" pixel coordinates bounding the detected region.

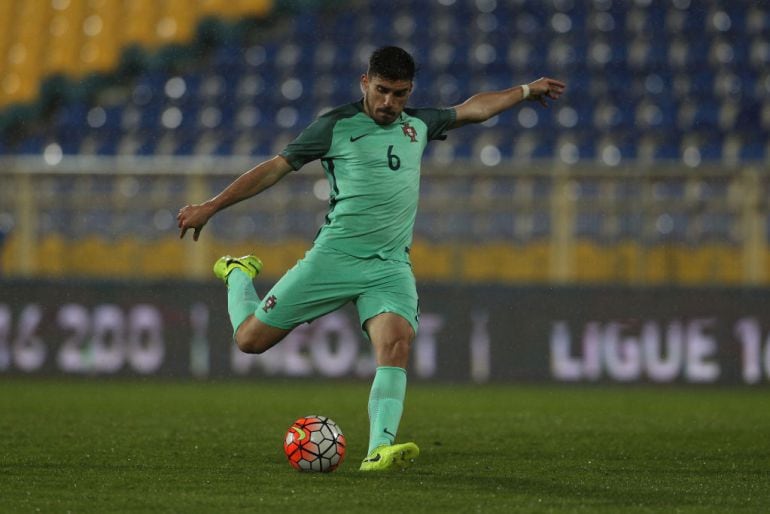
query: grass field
[{"left": 1, "top": 379, "right": 769, "bottom": 513}]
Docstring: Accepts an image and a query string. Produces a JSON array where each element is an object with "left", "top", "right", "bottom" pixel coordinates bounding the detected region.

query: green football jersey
[{"left": 280, "top": 100, "right": 456, "bottom": 262}]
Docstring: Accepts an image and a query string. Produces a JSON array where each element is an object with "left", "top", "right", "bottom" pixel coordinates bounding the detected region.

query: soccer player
[{"left": 178, "top": 46, "right": 565, "bottom": 471}]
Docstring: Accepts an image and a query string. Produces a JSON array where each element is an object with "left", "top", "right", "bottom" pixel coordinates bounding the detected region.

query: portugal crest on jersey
[
  {"left": 262, "top": 294, "right": 278, "bottom": 312},
  {"left": 401, "top": 122, "right": 418, "bottom": 142}
]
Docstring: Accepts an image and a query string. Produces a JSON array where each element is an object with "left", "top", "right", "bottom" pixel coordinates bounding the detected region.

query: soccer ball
[{"left": 283, "top": 415, "right": 346, "bottom": 472}]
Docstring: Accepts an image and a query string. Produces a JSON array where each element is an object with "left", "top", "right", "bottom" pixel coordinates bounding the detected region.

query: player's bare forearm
[
  {"left": 207, "top": 156, "right": 292, "bottom": 212},
  {"left": 451, "top": 77, "right": 566, "bottom": 128},
  {"left": 177, "top": 155, "right": 293, "bottom": 240},
  {"left": 451, "top": 86, "right": 527, "bottom": 127}
]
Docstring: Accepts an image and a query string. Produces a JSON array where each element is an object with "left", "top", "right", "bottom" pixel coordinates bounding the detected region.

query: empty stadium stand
[
  {"left": 0, "top": 0, "right": 766, "bottom": 162},
  {"left": 0, "top": 0, "right": 768, "bottom": 284}
]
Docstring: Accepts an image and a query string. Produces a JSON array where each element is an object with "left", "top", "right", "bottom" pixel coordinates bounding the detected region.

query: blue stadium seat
[
  {"left": 690, "top": 104, "right": 720, "bottom": 131},
  {"left": 740, "top": 139, "right": 766, "bottom": 161},
  {"left": 96, "top": 133, "right": 121, "bottom": 155},
  {"left": 653, "top": 136, "right": 681, "bottom": 161},
  {"left": 17, "top": 135, "right": 45, "bottom": 154},
  {"left": 55, "top": 127, "right": 85, "bottom": 154},
  {"left": 53, "top": 102, "right": 88, "bottom": 130}
]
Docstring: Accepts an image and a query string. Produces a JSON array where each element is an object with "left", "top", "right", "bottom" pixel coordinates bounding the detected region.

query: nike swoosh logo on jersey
[{"left": 350, "top": 134, "right": 370, "bottom": 142}]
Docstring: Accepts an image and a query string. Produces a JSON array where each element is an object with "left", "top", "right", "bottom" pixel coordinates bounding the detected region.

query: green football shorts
[{"left": 254, "top": 245, "right": 420, "bottom": 335}]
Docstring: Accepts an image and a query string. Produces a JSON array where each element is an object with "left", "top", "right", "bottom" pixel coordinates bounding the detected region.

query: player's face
[{"left": 361, "top": 74, "right": 413, "bottom": 125}]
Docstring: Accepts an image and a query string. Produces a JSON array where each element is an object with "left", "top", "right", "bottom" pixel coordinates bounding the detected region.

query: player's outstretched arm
[
  {"left": 450, "top": 77, "right": 566, "bottom": 129},
  {"left": 177, "top": 155, "right": 294, "bottom": 241}
]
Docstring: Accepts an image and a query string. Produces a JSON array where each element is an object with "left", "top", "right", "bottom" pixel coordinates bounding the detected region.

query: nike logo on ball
[
  {"left": 350, "top": 134, "right": 369, "bottom": 142},
  {"left": 292, "top": 427, "right": 307, "bottom": 441}
]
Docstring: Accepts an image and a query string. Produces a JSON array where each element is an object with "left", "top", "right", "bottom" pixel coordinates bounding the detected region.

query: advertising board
[{"left": 2, "top": 281, "right": 769, "bottom": 384}]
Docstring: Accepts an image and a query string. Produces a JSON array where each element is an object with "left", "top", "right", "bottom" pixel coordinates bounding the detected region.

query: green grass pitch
[{"left": 1, "top": 379, "right": 768, "bottom": 513}]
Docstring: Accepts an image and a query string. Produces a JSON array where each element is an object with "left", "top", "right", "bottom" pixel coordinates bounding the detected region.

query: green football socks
[
  {"left": 367, "top": 366, "right": 407, "bottom": 454},
  {"left": 226, "top": 269, "right": 261, "bottom": 332}
]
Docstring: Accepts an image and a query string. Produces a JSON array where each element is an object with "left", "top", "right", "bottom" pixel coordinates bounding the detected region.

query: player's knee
[
  {"left": 235, "top": 320, "right": 288, "bottom": 354},
  {"left": 235, "top": 322, "right": 268, "bottom": 354},
  {"left": 235, "top": 335, "right": 268, "bottom": 354},
  {"left": 379, "top": 334, "right": 412, "bottom": 367},
  {"left": 392, "top": 334, "right": 412, "bottom": 354},
  {"left": 399, "top": 337, "right": 412, "bottom": 358}
]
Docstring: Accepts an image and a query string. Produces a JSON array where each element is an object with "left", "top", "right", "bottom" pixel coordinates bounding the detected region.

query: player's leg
[
  {"left": 213, "top": 254, "right": 292, "bottom": 353},
  {"left": 365, "top": 312, "right": 414, "bottom": 444},
  {"left": 360, "top": 313, "right": 420, "bottom": 471},
  {"left": 356, "top": 261, "right": 421, "bottom": 471}
]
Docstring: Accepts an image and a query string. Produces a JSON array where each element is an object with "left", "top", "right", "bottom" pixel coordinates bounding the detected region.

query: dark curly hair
[{"left": 367, "top": 46, "right": 416, "bottom": 81}]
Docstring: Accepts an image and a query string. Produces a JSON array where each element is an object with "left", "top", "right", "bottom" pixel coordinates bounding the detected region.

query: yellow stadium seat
[
  {"left": 1, "top": 2, "right": 48, "bottom": 102},
  {"left": 161, "top": 0, "right": 200, "bottom": 42},
  {"left": 0, "top": 2, "right": 18, "bottom": 77},
  {"left": 238, "top": 0, "right": 273, "bottom": 16},
  {"left": 80, "top": 0, "right": 123, "bottom": 71},
  {"left": 0, "top": 2, "right": 14, "bottom": 37},
  {"left": 200, "top": 0, "right": 272, "bottom": 18},
  {"left": 122, "top": 0, "right": 159, "bottom": 47},
  {"left": 44, "top": 1, "right": 86, "bottom": 76}
]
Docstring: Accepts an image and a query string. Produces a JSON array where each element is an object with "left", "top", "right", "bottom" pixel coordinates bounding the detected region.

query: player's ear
[{"left": 360, "top": 74, "right": 368, "bottom": 95}]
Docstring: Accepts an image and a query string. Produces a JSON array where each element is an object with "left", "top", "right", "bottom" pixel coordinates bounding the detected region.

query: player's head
[{"left": 360, "top": 46, "right": 415, "bottom": 125}]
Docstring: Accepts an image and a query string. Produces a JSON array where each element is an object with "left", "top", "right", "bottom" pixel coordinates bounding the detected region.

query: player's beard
[
  {"left": 376, "top": 109, "right": 397, "bottom": 124},
  {"left": 364, "top": 94, "right": 397, "bottom": 125}
]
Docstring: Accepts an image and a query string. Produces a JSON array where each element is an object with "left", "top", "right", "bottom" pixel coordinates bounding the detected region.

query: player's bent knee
[
  {"left": 235, "top": 318, "right": 290, "bottom": 354},
  {"left": 235, "top": 330, "right": 275, "bottom": 354},
  {"left": 235, "top": 335, "right": 266, "bottom": 354}
]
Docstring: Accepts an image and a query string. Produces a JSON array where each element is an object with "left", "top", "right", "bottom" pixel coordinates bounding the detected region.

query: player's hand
[
  {"left": 526, "top": 77, "right": 566, "bottom": 107},
  {"left": 177, "top": 203, "right": 214, "bottom": 241}
]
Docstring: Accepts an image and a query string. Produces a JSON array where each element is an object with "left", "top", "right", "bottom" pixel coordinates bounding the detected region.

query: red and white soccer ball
[{"left": 283, "top": 415, "right": 346, "bottom": 472}]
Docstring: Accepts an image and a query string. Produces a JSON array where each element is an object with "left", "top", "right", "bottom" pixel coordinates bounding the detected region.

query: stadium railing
[{"left": 0, "top": 156, "right": 767, "bottom": 285}]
